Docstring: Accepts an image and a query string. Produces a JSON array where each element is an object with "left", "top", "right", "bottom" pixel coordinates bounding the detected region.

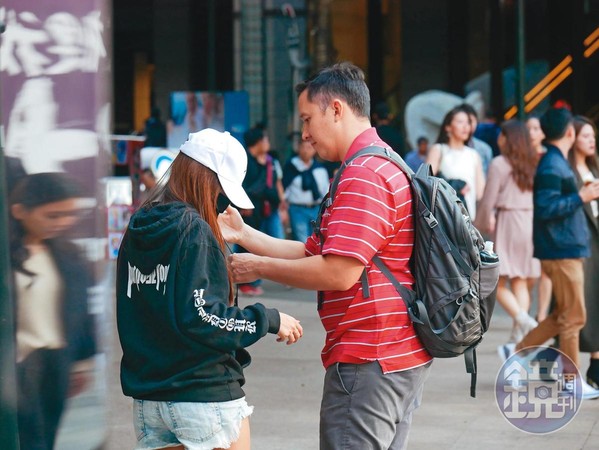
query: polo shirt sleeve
[{"left": 321, "top": 162, "right": 406, "bottom": 265}]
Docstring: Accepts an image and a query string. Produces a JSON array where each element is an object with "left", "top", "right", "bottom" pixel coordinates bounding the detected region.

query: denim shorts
[{"left": 133, "top": 397, "right": 253, "bottom": 450}]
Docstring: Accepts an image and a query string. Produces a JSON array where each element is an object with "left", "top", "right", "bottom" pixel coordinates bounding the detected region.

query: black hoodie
[{"left": 116, "top": 201, "right": 280, "bottom": 402}]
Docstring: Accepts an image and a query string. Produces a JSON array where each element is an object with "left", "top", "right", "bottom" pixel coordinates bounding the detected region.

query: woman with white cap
[{"left": 116, "top": 128, "right": 303, "bottom": 450}]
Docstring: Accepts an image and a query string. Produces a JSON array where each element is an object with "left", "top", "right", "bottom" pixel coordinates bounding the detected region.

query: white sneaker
[
  {"left": 581, "top": 380, "right": 599, "bottom": 400},
  {"left": 513, "top": 312, "right": 538, "bottom": 343},
  {"left": 498, "top": 343, "right": 516, "bottom": 362},
  {"left": 519, "top": 315, "right": 538, "bottom": 336},
  {"left": 508, "top": 323, "right": 523, "bottom": 344}
]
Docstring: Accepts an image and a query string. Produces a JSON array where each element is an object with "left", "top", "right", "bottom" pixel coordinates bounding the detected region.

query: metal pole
[
  {"left": 0, "top": 19, "right": 20, "bottom": 449},
  {"left": 516, "top": 0, "right": 526, "bottom": 120},
  {"left": 207, "top": 0, "right": 216, "bottom": 91}
]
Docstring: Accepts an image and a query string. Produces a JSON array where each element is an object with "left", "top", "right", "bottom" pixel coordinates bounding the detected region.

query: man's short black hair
[
  {"left": 243, "top": 127, "right": 265, "bottom": 148},
  {"left": 295, "top": 62, "right": 371, "bottom": 118},
  {"left": 416, "top": 136, "right": 429, "bottom": 145},
  {"left": 540, "top": 108, "right": 574, "bottom": 141}
]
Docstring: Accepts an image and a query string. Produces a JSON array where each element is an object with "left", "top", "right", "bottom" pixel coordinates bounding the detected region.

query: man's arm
[
  {"left": 534, "top": 173, "right": 584, "bottom": 221},
  {"left": 229, "top": 252, "right": 364, "bottom": 291}
]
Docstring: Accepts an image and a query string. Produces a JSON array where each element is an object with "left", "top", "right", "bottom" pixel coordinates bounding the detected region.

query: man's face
[{"left": 298, "top": 91, "right": 338, "bottom": 161}]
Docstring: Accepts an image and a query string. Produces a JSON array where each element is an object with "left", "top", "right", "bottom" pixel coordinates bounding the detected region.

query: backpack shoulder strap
[
  {"left": 312, "top": 145, "right": 414, "bottom": 308},
  {"left": 328, "top": 146, "right": 414, "bottom": 201}
]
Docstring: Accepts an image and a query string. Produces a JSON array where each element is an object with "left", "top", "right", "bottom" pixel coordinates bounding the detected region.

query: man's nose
[{"left": 301, "top": 127, "right": 310, "bottom": 142}]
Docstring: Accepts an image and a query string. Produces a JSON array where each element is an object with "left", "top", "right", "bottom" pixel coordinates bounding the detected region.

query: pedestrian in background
[
  {"left": 372, "top": 100, "right": 406, "bottom": 157},
  {"left": 567, "top": 115, "right": 599, "bottom": 389},
  {"left": 222, "top": 62, "right": 432, "bottom": 450},
  {"left": 427, "top": 105, "right": 485, "bottom": 220},
  {"left": 460, "top": 103, "right": 493, "bottom": 175},
  {"left": 283, "top": 140, "right": 330, "bottom": 243},
  {"left": 237, "top": 126, "right": 286, "bottom": 296},
  {"left": 143, "top": 107, "right": 167, "bottom": 148},
  {"left": 10, "top": 173, "right": 97, "bottom": 450},
  {"left": 501, "top": 108, "right": 599, "bottom": 400},
  {"left": 525, "top": 115, "right": 552, "bottom": 322},
  {"left": 475, "top": 120, "right": 539, "bottom": 347},
  {"left": 403, "top": 136, "right": 429, "bottom": 172},
  {"left": 116, "top": 129, "right": 303, "bottom": 450}
]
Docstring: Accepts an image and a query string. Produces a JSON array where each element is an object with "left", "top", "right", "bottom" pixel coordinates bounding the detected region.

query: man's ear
[
  {"left": 565, "top": 124, "right": 576, "bottom": 141},
  {"left": 331, "top": 99, "right": 343, "bottom": 121},
  {"left": 11, "top": 203, "right": 25, "bottom": 220}
]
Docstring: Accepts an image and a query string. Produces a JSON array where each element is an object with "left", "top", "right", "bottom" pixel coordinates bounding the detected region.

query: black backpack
[{"left": 313, "top": 146, "right": 500, "bottom": 397}]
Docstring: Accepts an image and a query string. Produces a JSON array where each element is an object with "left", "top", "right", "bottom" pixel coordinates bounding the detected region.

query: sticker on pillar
[{"left": 150, "top": 149, "right": 177, "bottom": 179}]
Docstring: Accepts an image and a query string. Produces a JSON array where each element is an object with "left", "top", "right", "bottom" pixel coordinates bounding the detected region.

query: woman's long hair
[
  {"left": 500, "top": 120, "right": 537, "bottom": 191},
  {"left": 9, "top": 172, "right": 81, "bottom": 275},
  {"left": 144, "top": 153, "right": 234, "bottom": 304},
  {"left": 568, "top": 115, "right": 599, "bottom": 175},
  {"left": 436, "top": 105, "right": 470, "bottom": 145}
]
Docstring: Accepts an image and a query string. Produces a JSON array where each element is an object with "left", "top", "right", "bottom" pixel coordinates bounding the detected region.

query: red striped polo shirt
[{"left": 305, "top": 128, "right": 432, "bottom": 373}]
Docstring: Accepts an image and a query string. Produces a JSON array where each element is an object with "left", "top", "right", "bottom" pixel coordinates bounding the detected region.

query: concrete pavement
[{"left": 105, "top": 280, "right": 599, "bottom": 450}]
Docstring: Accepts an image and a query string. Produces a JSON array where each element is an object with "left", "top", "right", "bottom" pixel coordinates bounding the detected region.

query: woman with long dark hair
[
  {"left": 116, "top": 129, "right": 302, "bottom": 450},
  {"left": 568, "top": 116, "right": 599, "bottom": 388},
  {"left": 9, "top": 172, "right": 96, "bottom": 450},
  {"left": 476, "top": 120, "right": 540, "bottom": 347},
  {"left": 427, "top": 105, "right": 485, "bottom": 219}
]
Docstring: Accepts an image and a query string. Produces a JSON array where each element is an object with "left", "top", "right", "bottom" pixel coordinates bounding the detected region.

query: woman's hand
[
  {"left": 277, "top": 312, "right": 303, "bottom": 345},
  {"left": 218, "top": 205, "right": 245, "bottom": 244}
]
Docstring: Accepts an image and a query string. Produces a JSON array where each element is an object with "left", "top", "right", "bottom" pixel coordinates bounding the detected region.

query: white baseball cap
[{"left": 179, "top": 129, "right": 254, "bottom": 209}]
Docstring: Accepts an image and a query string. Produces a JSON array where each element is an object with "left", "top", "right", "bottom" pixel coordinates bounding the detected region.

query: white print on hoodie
[
  {"left": 193, "top": 289, "right": 257, "bottom": 333},
  {"left": 127, "top": 262, "right": 170, "bottom": 298}
]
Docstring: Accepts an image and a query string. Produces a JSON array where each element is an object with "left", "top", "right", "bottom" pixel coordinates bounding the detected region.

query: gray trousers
[{"left": 320, "top": 360, "right": 431, "bottom": 450}]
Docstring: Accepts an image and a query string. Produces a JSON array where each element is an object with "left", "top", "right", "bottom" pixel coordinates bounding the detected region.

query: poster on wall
[{"left": 167, "top": 90, "right": 249, "bottom": 149}]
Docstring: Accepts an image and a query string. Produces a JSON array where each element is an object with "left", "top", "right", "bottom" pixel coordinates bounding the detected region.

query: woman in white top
[
  {"left": 568, "top": 116, "right": 599, "bottom": 389},
  {"left": 427, "top": 106, "right": 485, "bottom": 220}
]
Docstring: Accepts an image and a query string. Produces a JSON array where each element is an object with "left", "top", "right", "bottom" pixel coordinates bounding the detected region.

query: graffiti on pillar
[{"left": 0, "top": 4, "right": 110, "bottom": 176}]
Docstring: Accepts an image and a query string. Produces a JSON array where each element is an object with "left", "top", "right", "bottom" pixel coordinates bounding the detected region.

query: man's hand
[
  {"left": 579, "top": 180, "right": 599, "bottom": 203},
  {"left": 277, "top": 312, "right": 303, "bottom": 345},
  {"left": 218, "top": 205, "right": 245, "bottom": 244},
  {"left": 229, "top": 252, "right": 262, "bottom": 284}
]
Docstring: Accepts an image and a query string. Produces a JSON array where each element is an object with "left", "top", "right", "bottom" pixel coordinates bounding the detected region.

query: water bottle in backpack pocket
[{"left": 479, "top": 241, "right": 500, "bottom": 332}]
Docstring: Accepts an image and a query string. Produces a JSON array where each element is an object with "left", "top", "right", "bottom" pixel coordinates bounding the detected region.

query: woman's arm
[{"left": 426, "top": 144, "right": 442, "bottom": 174}]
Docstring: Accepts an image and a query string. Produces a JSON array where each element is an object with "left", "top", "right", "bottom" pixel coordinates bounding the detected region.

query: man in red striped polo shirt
[{"left": 222, "top": 62, "right": 432, "bottom": 449}]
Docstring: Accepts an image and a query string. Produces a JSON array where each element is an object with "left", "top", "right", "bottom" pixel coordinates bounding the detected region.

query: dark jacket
[
  {"left": 48, "top": 240, "right": 97, "bottom": 362},
  {"left": 533, "top": 144, "right": 590, "bottom": 260},
  {"left": 242, "top": 153, "right": 280, "bottom": 228},
  {"left": 116, "top": 202, "right": 280, "bottom": 402}
]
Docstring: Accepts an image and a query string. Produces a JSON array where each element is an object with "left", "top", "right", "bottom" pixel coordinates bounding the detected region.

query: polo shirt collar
[{"left": 344, "top": 127, "right": 385, "bottom": 162}]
